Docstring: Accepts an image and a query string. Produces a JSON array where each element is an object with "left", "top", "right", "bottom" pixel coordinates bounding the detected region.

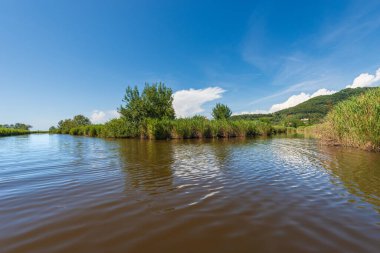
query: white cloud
[
  {"left": 269, "top": 88, "right": 336, "bottom": 113},
  {"left": 90, "top": 110, "right": 120, "bottom": 124},
  {"left": 173, "top": 87, "right": 225, "bottom": 117},
  {"left": 346, "top": 68, "right": 380, "bottom": 88},
  {"left": 269, "top": 93, "right": 310, "bottom": 113}
]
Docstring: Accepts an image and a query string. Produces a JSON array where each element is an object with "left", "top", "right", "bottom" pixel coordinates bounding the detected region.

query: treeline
[
  {"left": 0, "top": 123, "right": 32, "bottom": 130},
  {"left": 0, "top": 123, "right": 33, "bottom": 137},
  {"left": 50, "top": 83, "right": 289, "bottom": 139},
  {"left": 49, "top": 115, "right": 91, "bottom": 133}
]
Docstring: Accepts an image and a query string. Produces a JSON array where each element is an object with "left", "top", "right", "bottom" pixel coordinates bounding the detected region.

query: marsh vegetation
[
  {"left": 49, "top": 83, "right": 380, "bottom": 151},
  {"left": 317, "top": 88, "right": 380, "bottom": 151},
  {"left": 0, "top": 123, "right": 33, "bottom": 137}
]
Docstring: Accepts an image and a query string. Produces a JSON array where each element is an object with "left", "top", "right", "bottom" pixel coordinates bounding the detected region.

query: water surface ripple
[{"left": 0, "top": 135, "right": 379, "bottom": 253}]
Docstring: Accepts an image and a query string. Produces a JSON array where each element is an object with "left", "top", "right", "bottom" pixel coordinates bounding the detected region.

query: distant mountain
[{"left": 231, "top": 87, "right": 374, "bottom": 125}]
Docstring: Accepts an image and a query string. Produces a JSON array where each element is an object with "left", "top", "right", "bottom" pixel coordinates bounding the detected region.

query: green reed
[
  {"left": 319, "top": 87, "right": 380, "bottom": 151},
  {"left": 60, "top": 117, "right": 285, "bottom": 140},
  {"left": 0, "top": 128, "right": 30, "bottom": 137}
]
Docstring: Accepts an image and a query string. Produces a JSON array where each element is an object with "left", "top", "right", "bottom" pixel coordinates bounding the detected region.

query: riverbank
[
  {"left": 0, "top": 128, "right": 30, "bottom": 137},
  {"left": 0, "top": 128, "right": 48, "bottom": 137},
  {"left": 52, "top": 118, "right": 294, "bottom": 139},
  {"left": 49, "top": 84, "right": 380, "bottom": 150}
]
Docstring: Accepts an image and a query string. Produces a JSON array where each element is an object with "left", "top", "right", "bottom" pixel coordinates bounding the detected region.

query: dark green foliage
[
  {"left": 212, "top": 103, "right": 232, "bottom": 120},
  {"left": 141, "top": 83, "right": 175, "bottom": 119},
  {"left": 281, "top": 117, "right": 305, "bottom": 128},
  {"left": 231, "top": 114, "right": 273, "bottom": 121},
  {"left": 144, "top": 118, "right": 173, "bottom": 139},
  {"left": 119, "top": 83, "right": 175, "bottom": 125},
  {"left": 102, "top": 118, "right": 137, "bottom": 138},
  {"left": 56, "top": 115, "right": 92, "bottom": 134},
  {"left": 73, "top": 115, "right": 91, "bottom": 126},
  {"left": 63, "top": 125, "right": 103, "bottom": 137},
  {"left": 119, "top": 86, "right": 145, "bottom": 124}
]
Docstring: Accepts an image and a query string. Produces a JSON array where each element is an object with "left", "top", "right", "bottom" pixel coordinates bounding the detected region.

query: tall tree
[
  {"left": 119, "top": 86, "right": 145, "bottom": 124},
  {"left": 119, "top": 82, "right": 175, "bottom": 124},
  {"left": 212, "top": 103, "right": 232, "bottom": 120},
  {"left": 72, "top": 115, "right": 91, "bottom": 126}
]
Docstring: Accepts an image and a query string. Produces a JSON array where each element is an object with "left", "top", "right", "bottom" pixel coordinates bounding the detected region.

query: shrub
[{"left": 103, "top": 118, "right": 136, "bottom": 138}]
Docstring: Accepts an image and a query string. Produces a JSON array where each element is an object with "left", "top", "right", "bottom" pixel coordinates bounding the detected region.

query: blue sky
[{"left": 1, "top": 0, "right": 380, "bottom": 129}]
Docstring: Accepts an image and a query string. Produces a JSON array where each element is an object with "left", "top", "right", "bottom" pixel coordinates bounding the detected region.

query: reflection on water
[
  {"left": 0, "top": 134, "right": 379, "bottom": 253},
  {"left": 117, "top": 139, "right": 174, "bottom": 193},
  {"left": 319, "top": 145, "right": 380, "bottom": 212}
]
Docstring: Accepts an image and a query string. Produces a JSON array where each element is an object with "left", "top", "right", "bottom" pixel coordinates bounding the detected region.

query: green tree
[
  {"left": 119, "top": 86, "right": 145, "bottom": 124},
  {"left": 142, "top": 83, "right": 175, "bottom": 119},
  {"left": 0, "top": 123, "right": 32, "bottom": 130},
  {"left": 73, "top": 115, "right": 91, "bottom": 126},
  {"left": 58, "top": 119, "right": 74, "bottom": 133},
  {"left": 282, "top": 117, "right": 304, "bottom": 128},
  {"left": 57, "top": 115, "right": 91, "bottom": 134},
  {"left": 119, "top": 83, "right": 175, "bottom": 124},
  {"left": 212, "top": 103, "right": 232, "bottom": 120}
]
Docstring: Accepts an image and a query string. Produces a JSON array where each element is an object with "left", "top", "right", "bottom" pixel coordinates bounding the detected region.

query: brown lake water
[{"left": 0, "top": 134, "right": 379, "bottom": 253}]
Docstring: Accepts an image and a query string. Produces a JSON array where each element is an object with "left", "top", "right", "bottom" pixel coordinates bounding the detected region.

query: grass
[
  {"left": 0, "top": 128, "right": 30, "bottom": 137},
  {"left": 318, "top": 87, "right": 380, "bottom": 151},
  {"left": 141, "top": 118, "right": 281, "bottom": 139},
  {"left": 56, "top": 118, "right": 288, "bottom": 139}
]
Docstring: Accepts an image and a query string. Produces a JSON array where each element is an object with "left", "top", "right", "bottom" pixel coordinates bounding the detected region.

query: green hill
[{"left": 231, "top": 87, "right": 374, "bottom": 125}]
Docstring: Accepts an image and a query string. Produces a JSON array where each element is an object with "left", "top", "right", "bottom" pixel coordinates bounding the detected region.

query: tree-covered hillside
[{"left": 231, "top": 87, "right": 374, "bottom": 126}]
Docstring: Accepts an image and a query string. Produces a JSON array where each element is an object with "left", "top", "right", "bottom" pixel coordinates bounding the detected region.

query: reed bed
[
  {"left": 318, "top": 87, "right": 380, "bottom": 151},
  {"left": 0, "top": 128, "right": 30, "bottom": 137},
  {"left": 62, "top": 118, "right": 287, "bottom": 139}
]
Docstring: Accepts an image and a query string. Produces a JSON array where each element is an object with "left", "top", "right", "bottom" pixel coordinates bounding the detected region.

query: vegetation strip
[
  {"left": 48, "top": 83, "right": 380, "bottom": 151},
  {"left": 0, "top": 128, "right": 30, "bottom": 137}
]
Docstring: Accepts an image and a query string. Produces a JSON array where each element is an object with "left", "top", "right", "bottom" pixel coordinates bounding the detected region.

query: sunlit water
[{"left": 0, "top": 134, "right": 379, "bottom": 253}]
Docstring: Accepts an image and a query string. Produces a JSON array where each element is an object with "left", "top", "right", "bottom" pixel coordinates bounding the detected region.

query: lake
[{"left": 1, "top": 134, "right": 379, "bottom": 253}]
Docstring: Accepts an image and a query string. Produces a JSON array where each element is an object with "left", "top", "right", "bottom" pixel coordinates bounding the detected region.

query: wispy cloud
[
  {"left": 173, "top": 87, "right": 225, "bottom": 118},
  {"left": 90, "top": 110, "right": 119, "bottom": 124},
  {"left": 242, "top": 1, "right": 380, "bottom": 96},
  {"left": 346, "top": 67, "right": 380, "bottom": 88}
]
